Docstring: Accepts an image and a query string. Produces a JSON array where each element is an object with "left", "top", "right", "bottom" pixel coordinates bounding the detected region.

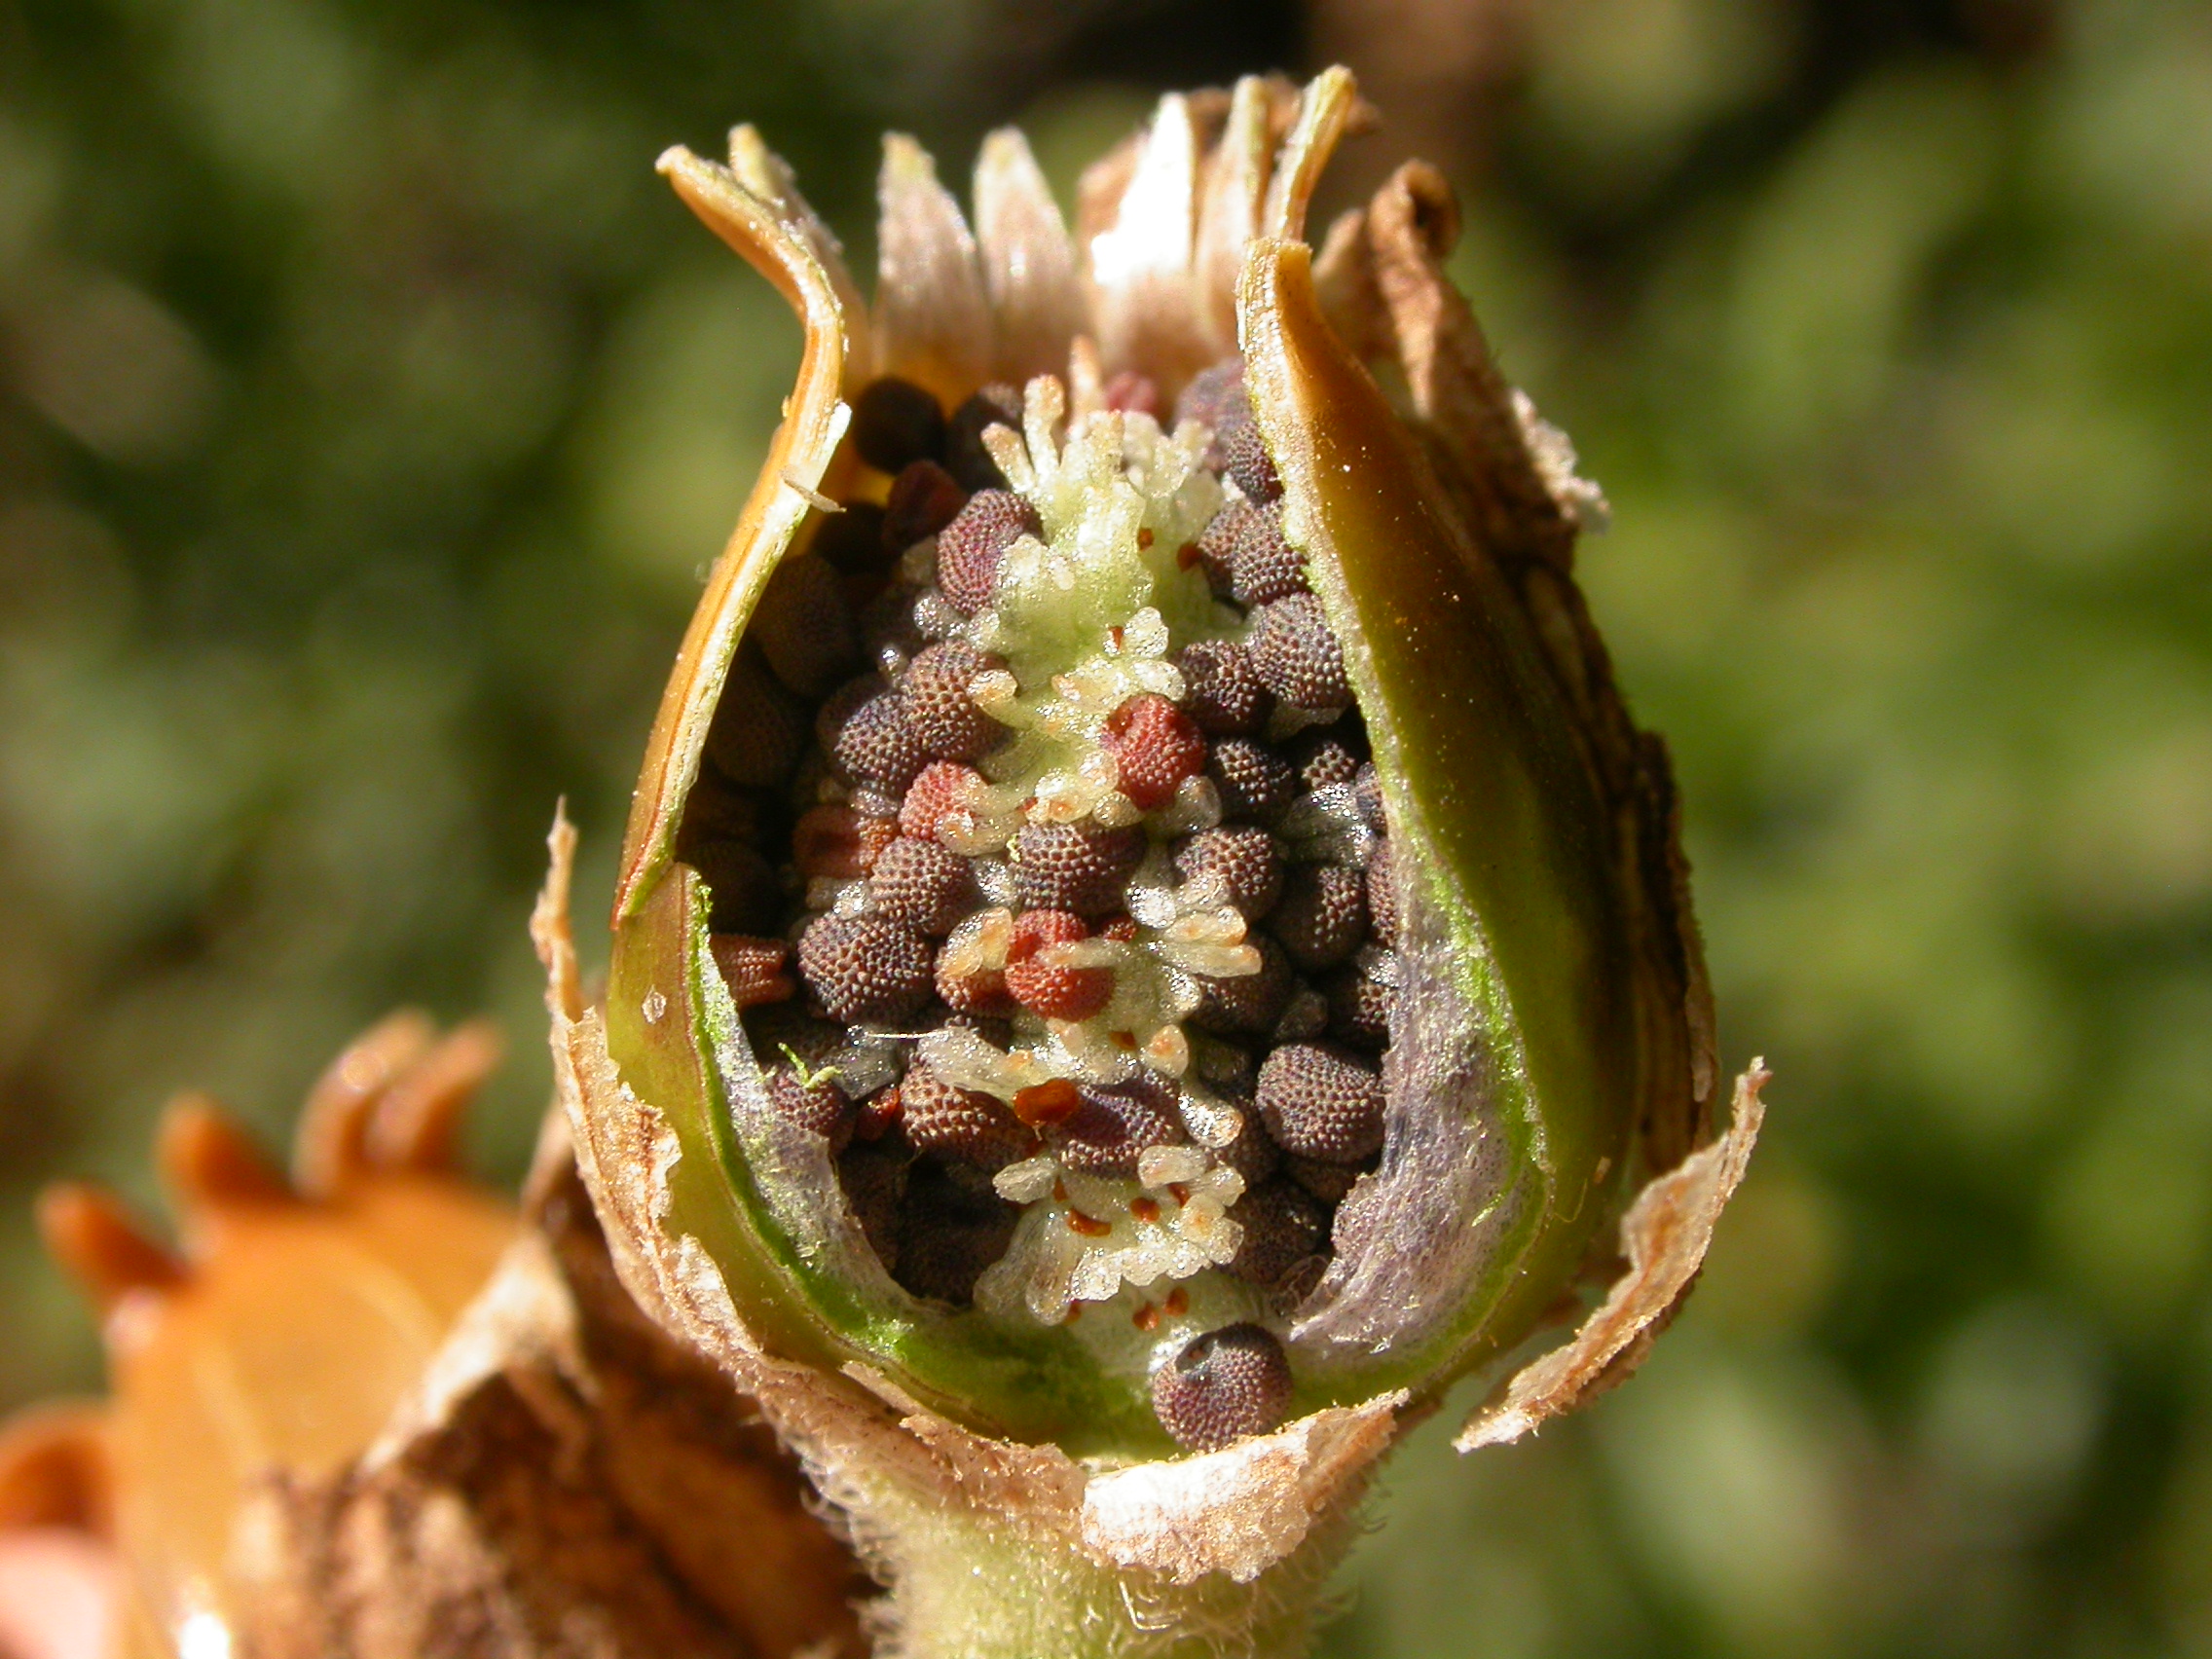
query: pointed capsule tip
[
  {"left": 156, "top": 1094, "right": 291, "bottom": 1216},
  {"left": 36, "top": 1185, "right": 185, "bottom": 1312}
]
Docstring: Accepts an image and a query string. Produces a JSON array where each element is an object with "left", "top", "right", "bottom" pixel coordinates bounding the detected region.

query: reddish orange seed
[
  {"left": 1133, "top": 1302, "right": 1161, "bottom": 1331},
  {"left": 1013, "top": 1078, "right": 1083, "bottom": 1127},
  {"left": 1067, "top": 1209, "right": 1114, "bottom": 1237},
  {"left": 1137, "top": 529, "right": 1155, "bottom": 550},
  {"left": 1163, "top": 1286, "right": 1189, "bottom": 1316},
  {"left": 1130, "top": 1196, "right": 1161, "bottom": 1224},
  {"left": 1167, "top": 1183, "right": 1191, "bottom": 1206}
]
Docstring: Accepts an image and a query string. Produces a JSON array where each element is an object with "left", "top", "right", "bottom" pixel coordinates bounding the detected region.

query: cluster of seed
[{"left": 677, "top": 359, "right": 1399, "bottom": 1453}]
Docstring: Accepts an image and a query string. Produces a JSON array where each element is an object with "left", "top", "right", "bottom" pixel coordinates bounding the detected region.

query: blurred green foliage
[{"left": 2, "top": 0, "right": 2207, "bottom": 1654}]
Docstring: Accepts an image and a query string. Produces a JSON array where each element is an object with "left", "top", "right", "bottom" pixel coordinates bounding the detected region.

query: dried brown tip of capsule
[
  {"left": 710, "top": 935, "right": 796, "bottom": 1009},
  {"left": 1150, "top": 1322, "right": 1294, "bottom": 1451},
  {"left": 1011, "top": 823, "right": 1146, "bottom": 916},
  {"left": 1189, "top": 934, "right": 1295, "bottom": 1037},
  {"left": 37, "top": 1185, "right": 185, "bottom": 1310},
  {"left": 851, "top": 376, "right": 946, "bottom": 474},
  {"left": 1050, "top": 1077, "right": 1185, "bottom": 1179},
  {"left": 901, "top": 641, "right": 1004, "bottom": 761},
  {"left": 766, "top": 1064, "right": 855, "bottom": 1152},
  {"left": 1101, "top": 693, "right": 1207, "bottom": 811},
  {"left": 793, "top": 802, "right": 898, "bottom": 880},
  {"left": 936, "top": 488, "right": 1041, "bottom": 616},
  {"left": 867, "top": 837, "right": 977, "bottom": 937},
  {"left": 1206, "top": 737, "right": 1298, "bottom": 826},
  {"left": 1003, "top": 909, "right": 1114, "bottom": 1021},
  {"left": 1256, "top": 1042, "right": 1386, "bottom": 1163},
  {"left": 1250, "top": 593, "right": 1351, "bottom": 715},
  {"left": 827, "top": 683, "right": 931, "bottom": 795},
  {"left": 795, "top": 916, "right": 934, "bottom": 1026},
  {"left": 901, "top": 1062, "right": 1033, "bottom": 1172},
  {"left": 1227, "top": 1180, "right": 1326, "bottom": 1290},
  {"left": 1228, "top": 501, "right": 1308, "bottom": 608},
  {"left": 755, "top": 553, "right": 862, "bottom": 698},
  {"left": 945, "top": 383, "right": 1022, "bottom": 492},
  {"left": 156, "top": 1093, "right": 290, "bottom": 1214},
  {"left": 1172, "top": 826, "right": 1284, "bottom": 919},
  {"left": 292, "top": 1008, "right": 436, "bottom": 1196},
  {"left": 882, "top": 460, "right": 968, "bottom": 554},
  {"left": 1175, "top": 637, "right": 1272, "bottom": 737},
  {"left": 1272, "top": 864, "right": 1368, "bottom": 972},
  {"left": 705, "top": 645, "right": 811, "bottom": 787},
  {"left": 0, "top": 1404, "right": 113, "bottom": 1533},
  {"left": 362, "top": 1018, "right": 502, "bottom": 1174}
]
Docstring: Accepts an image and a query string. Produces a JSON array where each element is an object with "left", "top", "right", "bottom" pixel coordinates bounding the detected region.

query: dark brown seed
[
  {"left": 1151, "top": 1323, "right": 1293, "bottom": 1451},
  {"left": 830, "top": 688, "right": 931, "bottom": 795},
  {"left": 1102, "top": 694, "right": 1207, "bottom": 811},
  {"left": 902, "top": 641, "right": 1005, "bottom": 761},
  {"left": 892, "top": 1163, "right": 1019, "bottom": 1305},
  {"left": 754, "top": 552, "right": 862, "bottom": 697},
  {"left": 1323, "top": 965, "right": 1394, "bottom": 1051},
  {"left": 704, "top": 645, "right": 811, "bottom": 787},
  {"left": 1353, "top": 761, "right": 1386, "bottom": 832},
  {"left": 1220, "top": 405, "right": 1281, "bottom": 503},
  {"left": 792, "top": 802, "right": 898, "bottom": 880},
  {"left": 1188, "top": 934, "right": 1294, "bottom": 1038},
  {"left": 812, "top": 500, "right": 892, "bottom": 574},
  {"left": 1272, "top": 982, "right": 1330, "bottom": 1044},
  {"left": 868, "top": 836, "right": 976, "bottom": 936},
  {"left": 1183, "top": 498, "right": 1256, "bottom": 597},
  {"left": 1250, "top": 594, "right": 1350, "bottom": 715},
  {"left": 1011, "top": 823, "right": 1146, "bottom": 917},
  {"left": 1367, "top": 840, "right": 1399, "bottom": 948},
  {"left": 1286, "top": 1153, "right": 1369, "bottom": 1205},
  {"left": 1290, "top": 731, "right": 1364, "bottom": 792},
  {"left": 795, "top": 916, "right": 934, "bottom": 1026},
  {"left": 883, "top": 460, "right": 968, "bottom": 553},
  {"left": 1175, "top": 358, "right": 1246, "bottom": 466},
  {"left": 1271, "top": 864, "right": 1368, "bottom": 972},
  {"left": 1256, "top": 1043, "right": 1385, "bottom": 1163},
  {"left": 853, "top": 377, "right": 946, "bottom": 473},
  {"left": 1051, "top": 1076, "right": 1185, "bottom": 1178},
  {"left": 686, "top": 838, "right": 780, "bottom": 935},
  {"left": 1215, "top": 1111, "right": 1279, "bottom": 1186},
  {"left": 1003, "top": 909, "right": 1115, "bottom": 1021},
  {"left": 838, "top": 1138, "right": 909, "bottom": 1270},
  {"left": 1206, "top": 738, "right": 1299, "bottom": 824},
  {"left": 1228, "top": 500, "right": 1307, "bottom": 607},
  {"left": 1227, "top": 1180, "right": 1325, "bottom": 1290},
  {"left": 1175, "top": 638, "right": 1272, "bottom": 737},
  {"left": 709, "top": 935, "right": 794, "bottom": 1010},
  {"left": 1172, "top": 827, "right": 1284, "bottom": 919},
  {"left": 945, "top": 382, "right": 1022, "bottom": 491},
  {"left": 901, "top": 1062, "right": 1032, "bottom": 1171},
  {"left": 936, "top": 488, "right": 1041, "bottom": 615},
  {"left": 766, "top": 1063, "right": 854, "bottom": 1150}
]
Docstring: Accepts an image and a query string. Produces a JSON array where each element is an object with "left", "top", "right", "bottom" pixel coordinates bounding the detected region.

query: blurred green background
[{"left": 3, "top": 0, "right": 2208, "bottom": 1652}]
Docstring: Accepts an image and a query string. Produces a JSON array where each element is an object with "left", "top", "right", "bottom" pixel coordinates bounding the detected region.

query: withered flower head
[{"left": 538, "top": 66, "right": 1765, "bottom": 1654}]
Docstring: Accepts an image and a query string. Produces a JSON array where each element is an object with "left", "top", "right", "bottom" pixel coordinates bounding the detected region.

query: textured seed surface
[
  {"left": 1176, "top": 638, "right": 1272, "bottom": 737},
  {"left": 1272, "top": 864, "right": 1368, "bottom": 972},
  {"left": 765, "top": 1064, "right": 854, "bottom": 1149},
  {"left": 936, "top": 489, "right": 1040, "bottom": 615},
  {"left": 795, "top": 916, "right": 934, "bottom": 1026},
  {"left": 1003, "top": 909, "right": 1114, "bottom": 1021},
  {"left": 709, "top": 935, "right": 794, "bottom": 1009},
  {"left": 1367, "top": 841, "right": 1399, "bottom": 947},
  {"left": 1102, "top": 694, "right": 1207, "bottom": 811},
  {"left": 1206, "top": 738, "right": 1298, "bottom": 824},
  {"left": 1185, "top": 498, "right": 1255, "bottom": 597},
  {"left": 704, "top": 645, "right": 811, "bottom": 787},
  {"left": 1323, "top": 965, "right": 1394, "bottom": 1050},
  {"left": 1175, "top": 358, "right": 1246, "bottom": 467},
  {"left": 1151, "top": 1323, "right": 1294, "bottom": 1451},
  {"left": 867, "top": 837, "right": 975, "bottom": 936},
  {"left": 1250, "top": 594, "right": 1351, "bottom": 714},
  {"left": 1173, "top": 827, "right": 1284, "bottom": 919},
  {"left": 882, "top": 460, "right": 968, "bottom": 553},
  {"left": 1189, "top": 934, "right": 1294, "bottom": 1037},
  {"left": 1219, "top": 403, "right": 1281, "bottom": 503},
  {"left": 899, "top": 759, "right": 985, "bottom": 842},
  {"left": 1049, "top": 1077, "right": 1185, "bottom": 1178},
  {"left": 688, "top": 838, "right": 779, "bottom": 935},
  {"left": 830, "top": 688, "right": 930, "bottom": 794},
  {"left": 838, "top": 1139, "right": 908, "bottom": 1271},
  {"left": 1228, "top": 501, "right": 1307, "bottom": 607},
  {"left": 755, "top": 552, "right": 861, "bottom": 697},
  {"left": 813, "top": 499, "right": 892, "bottom": 574},
  {"left": 793, "top": 803, "right": 896, "bottom": 880},
  {"left": 1285, "top": 1153, "right": 1366, "bottom": 1205},
  {"left": 902, "top": 1063, "right": 1032, "bottom": 1171},
  {"left": 1012, "top": 824, "right": 1145, "bottom": 916},
  {"left": 1256, "top": 1043, "right": 1386, "bottom": 1163},
  {"left": 893, "top": 1165, "right": 1019, "bottom": 1305},
  {"left": 1227, "top": 1180, "right": 1325, "bottom": 1289},
  {"left": 852, "top": 376, "right": 946, "bottom": 473},
  {"left": 1291, "top": 730, "right": 1364, "bottom": 791},
  {"left": 903, "top": 641, "right": 1004, "bottom": 761}
]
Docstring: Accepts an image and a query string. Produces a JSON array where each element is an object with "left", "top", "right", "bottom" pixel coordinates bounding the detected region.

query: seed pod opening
[{"left": 590, "top": 70, "right": 1749, "bottom": 1462}]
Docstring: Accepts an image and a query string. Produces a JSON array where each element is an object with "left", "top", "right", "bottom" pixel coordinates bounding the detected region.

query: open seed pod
[{"left": 549, "top": 67, "right": 1764, "bottom": 1653}]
